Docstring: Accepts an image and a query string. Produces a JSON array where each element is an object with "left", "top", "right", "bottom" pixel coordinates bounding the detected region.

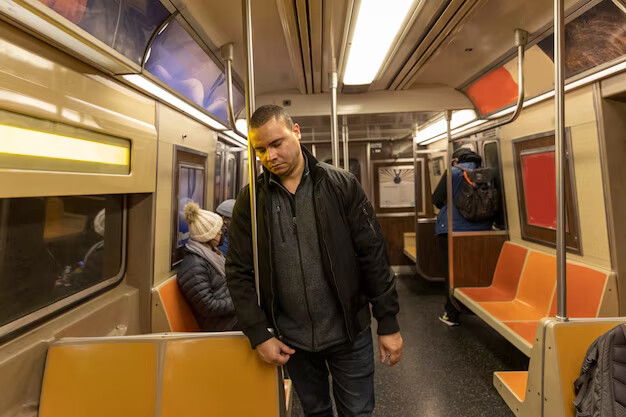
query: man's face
[{"left": 249, "top": 116, "right": 302, "bottom": 177}]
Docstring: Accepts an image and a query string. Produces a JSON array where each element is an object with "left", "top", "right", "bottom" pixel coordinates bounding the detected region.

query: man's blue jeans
[{"left": 284, "top": 329, "right": 375, "bottom": 417}]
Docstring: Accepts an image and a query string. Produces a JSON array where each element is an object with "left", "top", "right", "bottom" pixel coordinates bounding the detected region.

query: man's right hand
[{"left": 256, "top": 337, "right": 295, "bottom": 366}]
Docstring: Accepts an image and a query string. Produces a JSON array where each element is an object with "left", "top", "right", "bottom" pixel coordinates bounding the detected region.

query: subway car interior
[{"left": 0, "top": 0, "right": 625, "bottom": 416}]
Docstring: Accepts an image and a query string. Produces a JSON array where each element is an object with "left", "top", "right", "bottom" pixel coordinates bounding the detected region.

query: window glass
[
  {"left": 225, "top": 154, "right": 237, "bottom": 200},
  {"left": 38, "top": 0, "right": 170, "bottom": 64},
  {"left": 144, "top": 19, "right": 245, "bottom": 123},
  {"left": 483, "top": 141, "right": 506, "bottom": 229},
  {"left": 0, "top": 195, "right": 124, "bottom": 331},
  {"left": 172, "top": 148, "right": 207, "bottom": 267},
  {"left": 513, "top": 133, "right": 580, "bottom": 252},
  {"left": 214, "top": 146, "right": 224, "bottom": 208}
]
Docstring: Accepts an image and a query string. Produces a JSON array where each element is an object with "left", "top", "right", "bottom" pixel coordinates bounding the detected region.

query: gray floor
[{"left": 290, "top": 274, "right": 528, "bottom": 417}]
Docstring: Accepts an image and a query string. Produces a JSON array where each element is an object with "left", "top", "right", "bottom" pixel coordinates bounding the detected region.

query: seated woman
[{"left": 177, "top": 202, "right": 237, "bottom": 331}]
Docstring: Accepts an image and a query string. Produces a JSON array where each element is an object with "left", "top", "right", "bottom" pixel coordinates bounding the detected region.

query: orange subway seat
[
  {"left": 456, "top": 242, "right": 528, "bottom": 302},
  {"left": 548, "top": 263, "right": 608, "bottom": 318},
  {"left": 502, "top": 321, "right": 538, "bottom": 345},
  {"left": 494, "top": 371, "right": 528, "bottom": 402},
  {"left": 479, "top": 251, "right": 556, "bottom": 321},
  {"left": 157, "top": 278, "right": 201, "bottom": 332}
]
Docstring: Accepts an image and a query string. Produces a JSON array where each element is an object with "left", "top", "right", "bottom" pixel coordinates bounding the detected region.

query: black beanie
[{"left": 452, "top": 148, "right": 482, "bottom": 165}]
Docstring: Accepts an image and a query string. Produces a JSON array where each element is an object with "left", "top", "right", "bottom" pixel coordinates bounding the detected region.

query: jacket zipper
[
  {"left": 315, "top": 188, "right": 352, "bottom": 342},
  {"left": 288, "top": 196, "right": 317, "bottom": 350},
  {"left": 276, "top": 204, "right": 286, "bottom": 243},
  {"left": 264, "top": 196, "right": 280, "bottom": 337},
  {"left": 363, "top": 206, "right": 376, "bottom": 234}
]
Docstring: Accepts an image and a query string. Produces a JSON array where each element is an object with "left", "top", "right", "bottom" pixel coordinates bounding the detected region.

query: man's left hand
[{"left": 378, "top": 332, "right": 403, "bottom": 366}]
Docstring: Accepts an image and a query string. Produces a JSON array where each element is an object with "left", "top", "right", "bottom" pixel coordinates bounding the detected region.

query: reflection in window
[
  {"left": 0, "top": 195, "right": 124, "bottom": 330},
  {"left": 145, "top": 19, "right": 245, "bottom": 123},
  {"left": 39, "top": 0, "right": 170, "bottom": 64},
  {"left": 172, "top": 147, "right": 207, "bottom": 267},
  {"left": 483, "top": 141, "right": 506, "bottom": 229}
]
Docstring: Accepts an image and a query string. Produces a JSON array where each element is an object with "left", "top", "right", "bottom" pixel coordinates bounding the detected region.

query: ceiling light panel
[{"left": 343, "top": 0, "right": 416, "bottom": 85}]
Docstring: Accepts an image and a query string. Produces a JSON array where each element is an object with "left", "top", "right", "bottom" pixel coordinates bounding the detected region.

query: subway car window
[
  {"left": 483, "top": 141, "right": 506, "bottom": 229},
  {"left": 0, "top": 195, "right": 124, "bottom": 331}
]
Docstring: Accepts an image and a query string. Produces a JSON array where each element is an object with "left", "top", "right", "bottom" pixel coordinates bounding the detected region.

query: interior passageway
[{"left": 291, "top": 275, "right": 528, "bottom": 417}]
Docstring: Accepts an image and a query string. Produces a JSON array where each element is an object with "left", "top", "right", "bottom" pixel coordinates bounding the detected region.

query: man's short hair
[{"left": 250, "top": 105, "right": 294, "bottom": 130}]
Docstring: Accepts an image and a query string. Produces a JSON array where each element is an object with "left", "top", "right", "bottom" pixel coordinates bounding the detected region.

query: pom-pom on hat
[
  {"left": 94, "top": 209, "right": 105, "bottom": 237},
  {"left": 183, "top": 202, "right": 223, "bottom": 243}
]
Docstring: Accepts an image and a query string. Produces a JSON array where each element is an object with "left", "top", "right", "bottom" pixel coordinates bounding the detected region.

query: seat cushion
[
  {"left": 479, "top": 300, "right": 545, "bottom": 321},
  {"left": 457, "top": 286, "right": 515, "bottom": 302},
  {"left": 503, "top": 321, "right": 538, "bottom": 345}
]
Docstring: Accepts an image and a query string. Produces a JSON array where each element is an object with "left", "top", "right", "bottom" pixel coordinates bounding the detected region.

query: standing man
[{"left": 226, "top": 105, "right": 403, "bottom": 416}]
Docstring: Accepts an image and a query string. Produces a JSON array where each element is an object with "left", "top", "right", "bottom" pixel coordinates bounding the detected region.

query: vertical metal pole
[
  {"left": 555, "top": 0, "right": 567, "bottom": 321},
  {"left": 413, "top": 134, "right": 420, "bottom": 275},
  {"left": 330, "top": 72, "right": 340, "bottom": 167},
  {"left": 445, "top": 111, "right": 454, "bottom": 288},
  {"left": 342, "top": 116, "right": 350, "bottom": 170},
  {"left": 242, "top": 0, "right": 261, "bottom": 305}
]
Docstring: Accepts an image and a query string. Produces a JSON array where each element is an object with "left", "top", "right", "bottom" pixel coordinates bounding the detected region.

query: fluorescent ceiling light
[
  {"left": 414, "top": 109, "right": 477, "bottom": 143},
  {"left": 0, "top": 123, "right": 129, "bottom": 166},
  {"left": 222, "top": 130, "right": 247, "bottom": 147},
  {"left": 122, "top": 74, "right": 225, "bottom": 131},
  {"left": 343, "top": 0, "right": 415, "bottom": 85},
  {"left": 235, "top": 118, "right": 248, "bottom": 136}
]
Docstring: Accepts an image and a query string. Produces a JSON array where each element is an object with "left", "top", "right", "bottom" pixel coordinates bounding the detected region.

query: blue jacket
[{"left": 433, "top": 162, "right": 493, "bottom": 235}]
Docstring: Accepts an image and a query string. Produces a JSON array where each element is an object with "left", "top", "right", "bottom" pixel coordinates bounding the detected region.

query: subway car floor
[{"left": 290, "top": 274, "right": 529, "bottom": 417}]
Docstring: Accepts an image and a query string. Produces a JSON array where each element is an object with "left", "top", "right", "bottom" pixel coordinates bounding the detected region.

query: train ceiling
[{"left": 172, "top": 0, "right": 582, "bottom": 96}]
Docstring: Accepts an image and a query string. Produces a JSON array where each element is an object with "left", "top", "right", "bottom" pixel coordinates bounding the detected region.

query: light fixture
[
  {"left": 414, "top": 109, "right": 477, "bottom": 144},
  {"left": 121, "top": 74, "right": 225, "bottom": 131},
  {"left": 343, "top": 0, "right": 416, "bottom": 85},
  {"left": 235, "top": 118, "right": 248, "bottom": 136},
  {"left": 0, "top": 123, "right": 130, "bottom": 172},
  {"left": 222, "top": 130, "right": 247, "bottom": 147}
]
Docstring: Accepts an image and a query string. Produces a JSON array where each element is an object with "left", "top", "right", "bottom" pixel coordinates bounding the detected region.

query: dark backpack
[
  {"left": 574, "top": 324, "right": 626, "bottom": 417},
  {"left": 453, "top": 166, "right": 499, "bottom": 222}
]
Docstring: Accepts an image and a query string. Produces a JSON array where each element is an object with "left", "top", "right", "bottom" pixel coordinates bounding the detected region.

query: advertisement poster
[{"left": 378, "top": 165, "right": 415, "bottom": 208}]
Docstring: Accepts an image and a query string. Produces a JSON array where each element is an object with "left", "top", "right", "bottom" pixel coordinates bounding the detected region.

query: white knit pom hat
[
  {"left": 183, "top": 202, "right": 223, "bottom": 243},
  {"left": 94, "top": 209, "right": 105, "bottom": 237}
]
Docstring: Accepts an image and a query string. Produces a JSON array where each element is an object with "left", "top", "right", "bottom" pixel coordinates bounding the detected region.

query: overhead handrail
[
  {"left": 242, "top": 0, "right": 261, "bottom": 305},
  {"left": 554, "top": 0, "right": 567, "bottom": 321},
  {"left": 221, "top": 42, "right": 247, "bottom": 138},
  {"left": 141, "top": 12, "right": 178, "bottom": 69},
  {"left": 449, "top": 28, "right": 528, "bottom": 141}
]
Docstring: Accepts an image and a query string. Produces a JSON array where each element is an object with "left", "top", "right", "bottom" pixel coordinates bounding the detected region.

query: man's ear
[{"left": 292, "top": 123, "right": 301, "bottom": 140}]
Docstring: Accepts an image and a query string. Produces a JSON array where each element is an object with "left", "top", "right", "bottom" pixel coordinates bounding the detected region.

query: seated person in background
[
  {"left": 177, "top": 202, "right": 237, "bottom": 331},
  {"left": 432, "top": 148, "right": 493, "bottom": 326},
  {"left": 215, "top": 199, "right": 235, "bottom": 255}
]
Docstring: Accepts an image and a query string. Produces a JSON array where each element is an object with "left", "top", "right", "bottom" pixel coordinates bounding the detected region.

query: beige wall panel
[
  {"left": 154, "top": 142, "right": 175, "bottom": 287},
  {"left": 569, "top": 122, "right": 610, "bottom": 268},
  {"left": 153, "top": 103, "right": 218, "bottom": 287},
  {"left": 499, "top": 86, "right": 610, "bottom": 268},
  {"left": 0, "top": 285, "right": 140, "bottom": 417},
  {"left": 0, "top": 22, "right": 157, "bottom": 197}
]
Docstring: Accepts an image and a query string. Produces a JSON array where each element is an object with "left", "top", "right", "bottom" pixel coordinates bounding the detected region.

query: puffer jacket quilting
[{"left": 177, "top": 249, "right": 237, "bottom": 332}]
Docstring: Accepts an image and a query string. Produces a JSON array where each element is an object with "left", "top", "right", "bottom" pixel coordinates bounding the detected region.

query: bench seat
[
  {"left": 454, "top": 243, "right": 614, "bottom": 357},
  {"left": 40, "top": 333, "right": 288, "bottom": 417}
]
